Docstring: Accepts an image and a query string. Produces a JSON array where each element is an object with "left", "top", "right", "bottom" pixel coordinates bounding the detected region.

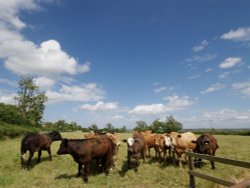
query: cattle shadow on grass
[
  {"left": 118, "top": 161, "right": 130, "bottom": 177},
  {"left": 22, "top": 155, "right": 56, "bottom": 170}
]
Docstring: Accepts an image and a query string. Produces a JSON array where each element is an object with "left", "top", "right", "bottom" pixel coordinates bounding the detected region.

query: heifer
[
  {"left": 192, "top": 134, "right": 218, "bottom": 169},
  {"left": 57, "top": 136, "right": 114, "bottom": 183},
  {"left": 123, "top": 134, "right": 146, "bottom": 172},
  {"left": 164, "top": 131, "right": 197, "bottom": 167},
  {"left": 21, "top": 131, "right": 62, "bottom": 169}
]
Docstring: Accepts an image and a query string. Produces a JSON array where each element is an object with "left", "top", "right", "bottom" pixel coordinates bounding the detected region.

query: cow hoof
[{"left": 83, "top": 177, "right": 88, "bottom": 183}]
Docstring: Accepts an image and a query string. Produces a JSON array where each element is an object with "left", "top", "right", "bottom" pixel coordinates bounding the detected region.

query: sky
[{"left": 0, "top": 0, "right": 250, "bottom": 129}]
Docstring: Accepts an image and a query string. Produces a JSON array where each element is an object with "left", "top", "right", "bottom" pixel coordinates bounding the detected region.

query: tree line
[{"left": 0, "top": 77, "right": 183, "bottom": 138}]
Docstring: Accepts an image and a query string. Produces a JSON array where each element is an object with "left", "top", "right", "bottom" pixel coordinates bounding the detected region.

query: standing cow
[
  {"left": 21, "top": 131, "right": 62, "bottom": 169},
  {"left": 57, "top": 136, "right": 115, "bottom": 183},
  {"left": 164, "top": 131, "right": 197, "bottom": 167},
  {"left": 123, "top": 133, "right": 146, "bottom": 172},
  {"left": 192, "top": 134, "right": 218, "bottom": 169}
]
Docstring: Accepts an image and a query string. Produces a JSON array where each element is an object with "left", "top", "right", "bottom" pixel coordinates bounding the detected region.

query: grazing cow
[
  {"left": 57, "top": 136, "right": 114, "bottom": 183},
  {"left": 192, "top": 134, "right": 218, "bottom": 169},
  {"left": 123, "top": 133, "right": 146, "bottom": 172},
  {"left": 21, "top": 131, "right": 62, "bottom": 169},
  {"left": 164, "top": 131, "right": 197, "bottom": 167}
]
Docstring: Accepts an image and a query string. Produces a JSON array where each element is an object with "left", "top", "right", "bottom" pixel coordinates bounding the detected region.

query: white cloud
[
  {"left": 154, "top": 86, "right": 167, "bottom": 93},
  {"left": 186, "top": 54, "right": 216, "bottom": 63},
  {"left": 0, "top": 90, "right": 16, "bottom": 104},
  {"left": 33, "top": 76, "right": 56, "bottom": 90},
  {"left": 219, "top": 57, "right": 241, "bottom": 69},
  {"left": 0, "top": 0, "right": 89, "bottom": 76},
  {"left": 192, "top": 40, "right": 209, "bottom": 52},
  {"left": 129, "top": 95, "right": 193, "bottom": 115},
  {"left": 221, "top": 27, "right": 250, "bottom": 42},
  {"left": 218, "top": 72, "right": 230, "bottom": 79},
  {"left": 205, "top": 68, "right": 213, "bottom": 72},
  {"left": 79, "top": 101, "right": 118, "bottom": 111},
  {"left": 188, "top": 74, "right": 200, "bottom": 80},
  {"left": 201, "top": 83, "right": 225, "bottom": 94},
  {"left": 232, "top": 82, "right": 250, "bottom": 97},
  {"left": 46, "top": 83, "right": 105, "bottom": 104},
  {"left": 129, "top": 104, "right": 167, "bottom": 115}
]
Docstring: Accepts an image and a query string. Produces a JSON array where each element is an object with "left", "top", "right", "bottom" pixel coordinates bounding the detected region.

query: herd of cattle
[{"left": 20, "top": 130, "right": 218, "bottom": 183}]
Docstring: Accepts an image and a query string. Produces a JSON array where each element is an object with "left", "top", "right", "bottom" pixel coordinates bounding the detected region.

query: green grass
[{"left": 0, "top": 133, "right": 249, "bottom": 188}]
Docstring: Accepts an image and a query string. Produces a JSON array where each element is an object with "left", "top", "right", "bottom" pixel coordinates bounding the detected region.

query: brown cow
[
  {"left": 192, "top": 134, "right": 218, "bottom": 169},
  {"left": 21, "top": 131, "right": 62, "bottom": 170},
  {"left": 164, "top": 131, "right": 197, "bottom": 167},
  {"left": 84, "top": 131, "right": 120, "bottom": 169},
  {"left": 123, "top": 133, "right": 146, "bottom": 172},
  {"left": 57, "top": 136, "right": 114, "bottom": 183}
]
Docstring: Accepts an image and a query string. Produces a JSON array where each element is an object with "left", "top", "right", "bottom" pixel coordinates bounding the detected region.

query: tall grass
[{"left": 0, "top": 132, "right": 249, "bottom": 188}]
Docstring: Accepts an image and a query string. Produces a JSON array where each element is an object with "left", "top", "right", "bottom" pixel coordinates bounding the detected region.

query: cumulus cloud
[
  {"left": 221, "top": 27, "right": 250, "bottom": 42},
  {"left": 46, "top": 83, "right": 105, "bottom": 104},
  {"left": 33, "top": 76, "right": 56, "bottom": 90},
  {"left": 192, "top": 40, "right": 209, "bottom": 52},
  {"left": 0, "top": 0, "right": 89, "bottom": 76},
  {"left": 129, "top": 95, "right": 193, "bottom": 115},
  {"left": 201, "top": 83, "right": 225, "bottom": 94},
  {"left": 219, "top": 57, "right": 241, "bottom": 69},
  {"left": 232, "top": 82, "right": 250, "bottom": 97},
  {"left": 0, "top": 90, "right": 16, "bottom": 104},
  {"left": 154, "top": 86, "right": 167, "bottom": 93},
  {"left": 79, "top": 101, "right": 119, "bottom": 111}
]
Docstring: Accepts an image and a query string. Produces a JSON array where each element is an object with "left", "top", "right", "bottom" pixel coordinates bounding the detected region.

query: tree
[
  {"left": 164, "top": 116, "right": 183, "bottom": 132},
  {"left": 150, "top": 119, "right": 165, "bottom": 133},
  {"left": 0, "top": 103, "right": 24, "bottom": 125},
  {"left": 14, "top": 77, "right": 47, "bottom": 126},
  {"left": 134, "top": 121, "right": 149, "bottom": 131},
  {"left": 105, "top": 122, "right": 115, "bottom": 132}
]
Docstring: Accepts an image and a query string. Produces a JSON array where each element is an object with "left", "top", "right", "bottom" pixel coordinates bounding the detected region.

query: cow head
[
  {"left": 49, "top": 131, "right": 63, "bottom": 141},
  {"left": 164, "top": 134, "right": 172, "bottom": 147},
  {"left": 57, "top": 139, "right": 69, "bottom": 155}
]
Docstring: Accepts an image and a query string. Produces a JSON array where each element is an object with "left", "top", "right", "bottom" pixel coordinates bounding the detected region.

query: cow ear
[
  {"left": 191, "top": 140, "right": 197, "bottom": 144},
  {"left": 204, "top": 141, "right": 209, "bottom": 145},
  {"left": 122, "top": 139, "right": 127, "bottom": 143},
  {"left": 177, "top": 134, "right": 182, "bottom": 138}
]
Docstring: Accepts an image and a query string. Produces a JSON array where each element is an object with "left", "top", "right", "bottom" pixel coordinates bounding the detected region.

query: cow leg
[
  {"left": 83, "top": 163, "right": 90, "bottom": 183},
  {"left": 77, "top": 163, "right": 83, "bottom": 177},
  {"left": 37, "top": 149, "right": 42, "bottom": 163},
  {"left": 47, "top": 147, "right": 52, "bottom": 161},
  {"left": 21, "top": 152, "right": 26, "bottom": 169},
  {"left": 27, "top": 150, "right": 34, "bottom": 170}
]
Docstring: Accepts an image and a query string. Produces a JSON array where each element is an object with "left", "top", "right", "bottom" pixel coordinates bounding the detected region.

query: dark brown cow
[
  {"left": 57, "top": 136, "right": 114, "bottom": 183},
  {"left": 21, "top": 131, "right": 62, "bottom": 169},
  {"left": 192, "top": 134, "right": 218, "bottom": 169},
  {"left": 123, "top": 133, "right": 146, "bottom": 172}
]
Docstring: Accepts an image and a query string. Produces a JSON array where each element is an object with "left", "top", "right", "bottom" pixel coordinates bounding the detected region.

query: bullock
[
  {"left": 57, "top": 136, "right": 114, "bottom": 183},
  {"left": 164, "top": 131, "right": 197, "bottom": 167},
  {"left": 123, "top": 133, "right": 146, "bottom": 172},
  {"left": 192, "top": 134, "right": 218, "bottom": 169},
  {"left": 21, "top": 131, "right": 62, "bottom": 169}
]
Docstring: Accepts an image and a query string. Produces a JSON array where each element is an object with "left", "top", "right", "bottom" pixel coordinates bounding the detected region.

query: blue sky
[{"left": 0, "top": 0, "right": 250, "bottom": 129}]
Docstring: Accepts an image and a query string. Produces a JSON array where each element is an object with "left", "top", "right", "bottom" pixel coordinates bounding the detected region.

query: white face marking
[
  {"left": 164, "top": 136, "right": 172, "bottom": 147},
  {"left": 21, "top": 154, "right": 26, "bottom": 160},
  {"left": 127, "top": 138, "right": 135, "bottom": 146}
]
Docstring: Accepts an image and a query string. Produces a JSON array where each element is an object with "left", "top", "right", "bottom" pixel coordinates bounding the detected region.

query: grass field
[{"left": 0, "top": 132, "right": 249, "bottom": 188}]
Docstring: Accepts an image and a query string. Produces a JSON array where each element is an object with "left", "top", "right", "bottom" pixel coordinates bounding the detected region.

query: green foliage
[
  {"left": 0, "top": 122, "right": 38, "bottom": 140},
  {"left": 0, "top": 103, "right": 24, "bottom": 125},
  {"left": 134, "top": 121, "right": 149, "bottom": 131},
  {"left": 43, "top": 120, "right": 83, "bottom": 132},
  {"left": 147, "top": 116, "right": 183, "bottom": 133},
  {"left": 14, "top": 77, "right": 47, "bottom": 126}
]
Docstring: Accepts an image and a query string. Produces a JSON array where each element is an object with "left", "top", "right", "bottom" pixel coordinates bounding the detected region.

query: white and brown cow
[{"left": 164, "top": 131, "right": 197, "bottom": 167}]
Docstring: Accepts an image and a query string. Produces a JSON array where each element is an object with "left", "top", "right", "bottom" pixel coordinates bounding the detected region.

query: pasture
[{"left": 0, "top": 132, "right": 249, "bottom": 188}]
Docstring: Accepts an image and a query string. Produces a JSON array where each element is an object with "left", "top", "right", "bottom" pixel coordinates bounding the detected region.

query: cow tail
[{"left": 20, "top": 136, "right": 28, "bottom": 165}]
